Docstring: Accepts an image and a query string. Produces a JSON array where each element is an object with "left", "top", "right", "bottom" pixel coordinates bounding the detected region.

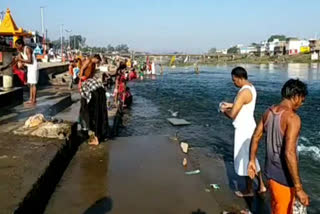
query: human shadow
[
  {"left": 191, "top": 208, "right": 207, "bottom": 214},
  {"left": 83, "top": 197, "right": 113, "bottom": 214}
]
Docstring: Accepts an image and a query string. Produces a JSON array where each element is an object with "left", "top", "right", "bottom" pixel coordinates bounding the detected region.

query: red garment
[
  {"left": 12, "top": 65, "right": 27, "bottom": 85},
  {"left": 129, "top": 71, "right": 137, "bottom": 80},
  {"left": 119, "top": 82, "right": 125, "bottom": 94},
  {"left": 78, "top": 76, "right": 88, "bottom": 91}
]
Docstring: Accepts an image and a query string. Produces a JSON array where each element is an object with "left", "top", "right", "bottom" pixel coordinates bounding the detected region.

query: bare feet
[
  {"left": 235, "top": 191, "right": 254, "bottom": 198},
  {"left": 240, "top": 209, "right": 252, "bottom": 214},
  {"left": 88, "top": 136, "right": 99, "bottom": 145},
  {"left": 258, "top": 186, "right": 267, "bottom": 194}
]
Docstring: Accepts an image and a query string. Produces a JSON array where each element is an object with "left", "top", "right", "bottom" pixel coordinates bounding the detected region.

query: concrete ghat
[
  {"left": 45, "top": 136, "right": 242, "bottom": 214},
  {"left": 0, "top": 124, "right": 78, "bottom": 213}
]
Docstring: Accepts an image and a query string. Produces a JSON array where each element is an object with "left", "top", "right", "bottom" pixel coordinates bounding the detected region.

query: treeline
[{"left": 50, "top": 35, "right": 130, "bottom": 53}]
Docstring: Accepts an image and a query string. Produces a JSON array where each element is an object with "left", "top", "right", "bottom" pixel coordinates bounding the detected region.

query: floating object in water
[
  {"left": 180, "top": 142, "right": 189, "bottom": 154},
  {"left": 168, "top": 109, "right": 179, "bottom": 117},
  {"left": 183, "top": 158, "right": 187, "bottom": 167},
  {"left": 210, "top": 184, "right": 220, "bottom": 190},
  {"left": 205, "top": 188, "right": 211, "bottom": 193},
  {"left": 185, "top": 169, "right": 200, "bottom": 175},
  {"left": 167, "top": 118, "right": 191, "bottom": 126}
]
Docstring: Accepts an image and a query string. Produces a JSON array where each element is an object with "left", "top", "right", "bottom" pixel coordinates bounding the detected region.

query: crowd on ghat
[{"left": 68, "top": 54, "right": 158, "bottom": 145}]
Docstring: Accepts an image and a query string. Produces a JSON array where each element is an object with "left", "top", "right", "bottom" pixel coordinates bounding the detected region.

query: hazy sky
[{"left": 2, "top": 0, "right": 320, "bottom": 53}]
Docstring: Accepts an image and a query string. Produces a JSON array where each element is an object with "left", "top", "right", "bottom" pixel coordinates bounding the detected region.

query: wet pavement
[
  {"left": 46, "top": 135, "right": 249, "bottom": 214},
  {"left": 45, "top": 143, "right": 110, "bottom": 214}
]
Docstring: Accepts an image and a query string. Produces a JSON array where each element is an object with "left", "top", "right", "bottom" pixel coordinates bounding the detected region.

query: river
[{"left": 121, "top": 63, "right": 320, "bottom": 213}]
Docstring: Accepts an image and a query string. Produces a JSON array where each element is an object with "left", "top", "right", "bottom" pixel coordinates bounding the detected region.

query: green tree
[
  {"left": 69, "top": 35, "right": 86, "bottom": 49},
  {"left": 107, "top": 44, "right": 115, "bottom": 52},
  {"left": 208, "top": 47, "right": 217, "bottom": 54},
  {"left": 115, "top": 44, "right": 129, "bottom": 53},
  {"left": 227, "top": 46, "right": 239, "bottom": 54},
  {"left": 267, "top": 35, "right": 286, "bottom": 42}
]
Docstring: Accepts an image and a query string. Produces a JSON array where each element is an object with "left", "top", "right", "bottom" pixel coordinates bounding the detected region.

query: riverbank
[{"left": 172, "top": 53, "right": 320, "bottom": 67}]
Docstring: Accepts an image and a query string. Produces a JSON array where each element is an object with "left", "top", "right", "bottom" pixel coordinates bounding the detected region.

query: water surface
[{"left": 122, "top": 63, "right": 320, "bottom": 213}]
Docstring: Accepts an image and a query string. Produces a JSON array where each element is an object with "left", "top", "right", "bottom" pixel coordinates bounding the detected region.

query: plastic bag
[{"left": 293, "top": 200, "right": 307, "bottom": 214}]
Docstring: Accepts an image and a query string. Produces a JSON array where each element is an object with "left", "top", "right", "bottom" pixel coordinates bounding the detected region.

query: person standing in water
[
  {"left": 15, "top": 38, "right": 39, "bottom": 105},
  {"left": 248, "top": 79, "right": 309, "bottom": 213},
  {"left": 220, "top": 66, "right": 266, "bottom": 197}
]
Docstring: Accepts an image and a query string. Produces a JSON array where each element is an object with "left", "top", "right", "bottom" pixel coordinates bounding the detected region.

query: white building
[
  {"left": 286, "top": 38, "right": 310, "bottom": 55},
  {"left": 240, "top": 46, "right": 258, "bottom": 54},
  {"left": 216, "top": 49, "right": 228, "bottom": 54}
]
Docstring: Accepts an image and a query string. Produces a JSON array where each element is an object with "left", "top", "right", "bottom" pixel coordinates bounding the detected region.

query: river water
[{"left": 122, "top": 63, "right": 320, "bottom": 213}]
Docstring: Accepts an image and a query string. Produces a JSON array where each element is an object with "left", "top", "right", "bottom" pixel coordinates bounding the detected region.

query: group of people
[
  {"left": 77, "top": 55, "right": 141, "bottom": 145},
  {"left": 220, "top": 67, "right": 309, "bottom": 213}
]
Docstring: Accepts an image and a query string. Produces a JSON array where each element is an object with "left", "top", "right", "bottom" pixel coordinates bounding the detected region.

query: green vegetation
[
  {"left": 267, "top": 35, "right": 286, "bottom": 42},
  {"left": 197, "top": 53, "right": 319, "bottom": 65},
  {"left": 227, "top": 46, "right": 240, "bottom": 54}
]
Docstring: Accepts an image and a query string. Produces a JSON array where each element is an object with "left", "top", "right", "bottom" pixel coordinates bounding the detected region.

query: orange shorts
[{"left": 269, "top": 179, "right": 295, "bottom": 214}]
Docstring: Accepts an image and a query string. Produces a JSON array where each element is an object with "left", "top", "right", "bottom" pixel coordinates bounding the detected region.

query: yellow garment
[
  {"left": 126, "top": 60, "right": 132, "bottom": 68},
  {"left": 170, "top": 56, "right": 176, "bottom": 66}
]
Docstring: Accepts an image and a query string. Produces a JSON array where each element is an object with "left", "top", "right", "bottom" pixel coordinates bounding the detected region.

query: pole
[
  {"left": 60, "top": 24, "right": 64, "bottom": 61},
  {"left": 40, "top": 7, "right": 45, "bottom": 37}
]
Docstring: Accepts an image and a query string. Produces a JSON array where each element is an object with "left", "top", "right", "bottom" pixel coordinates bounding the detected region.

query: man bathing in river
[
  {"left": 220, "top": 67, "right": 266, "bottom": 197},
  {"left": 248, "top": 79, "right": 309, "bottom": 213}
]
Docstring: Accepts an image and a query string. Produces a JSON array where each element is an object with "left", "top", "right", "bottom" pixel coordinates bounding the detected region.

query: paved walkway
[{"left": 46, "top": 136, "right": 248, "bottom": 214}]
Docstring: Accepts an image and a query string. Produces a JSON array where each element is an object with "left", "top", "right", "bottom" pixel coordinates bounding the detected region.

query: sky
[{"left": 2, "top": 0, "right": 320, "bottom": 53}]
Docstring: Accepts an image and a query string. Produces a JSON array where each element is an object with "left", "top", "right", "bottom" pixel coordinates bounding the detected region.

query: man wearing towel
[
  {"left": 221, "top": 66, "right": 266, "bottom": 197},
  {"left": 15, "top": 38, "right": 39, "bottom": 105}
]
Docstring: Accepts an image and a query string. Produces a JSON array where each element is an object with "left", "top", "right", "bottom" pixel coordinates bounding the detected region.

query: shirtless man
[
  {"left": 248, "top": 79, "right": 309, "bottom": 213},
  {"left": 79, "top": 54, "right": 101, "bottom": 81},
  {"left": 79, "top": 54, "right": 102, "bottom": 146}
]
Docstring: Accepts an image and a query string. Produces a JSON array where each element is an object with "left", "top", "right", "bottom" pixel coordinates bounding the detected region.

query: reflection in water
[
  {"left": 268, "top": 63, "right": 275, "bottom": 73},
  {"left": 287, "top": 63, "right": 316, "bottom": 81}
]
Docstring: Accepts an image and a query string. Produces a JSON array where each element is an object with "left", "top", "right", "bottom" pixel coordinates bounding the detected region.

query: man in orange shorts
[{"left": 247, "top": 79, "right": 309, "bottom": 213}]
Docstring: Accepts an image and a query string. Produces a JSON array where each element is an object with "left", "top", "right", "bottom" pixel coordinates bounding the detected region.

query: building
[
  {"left": 257, "top": 41, "right": 267, "bottom": 56},
  {"left": 216, "top": 49, "right": 228, "bottom": 54},
  {"left": 286, "top": 38, "right": 310, "bottom": 55},
  {"left": 267, "top": 39, "right": 286, "bottom": 55},
  {"left": 309, "top": 39, "right": 320, "bottom": 60},
  {"left": 240, "top": 46, "right": 258, "bottom": 54},
  {"left": 309, "top": 39, "right": 320, "bottom": 52}
]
